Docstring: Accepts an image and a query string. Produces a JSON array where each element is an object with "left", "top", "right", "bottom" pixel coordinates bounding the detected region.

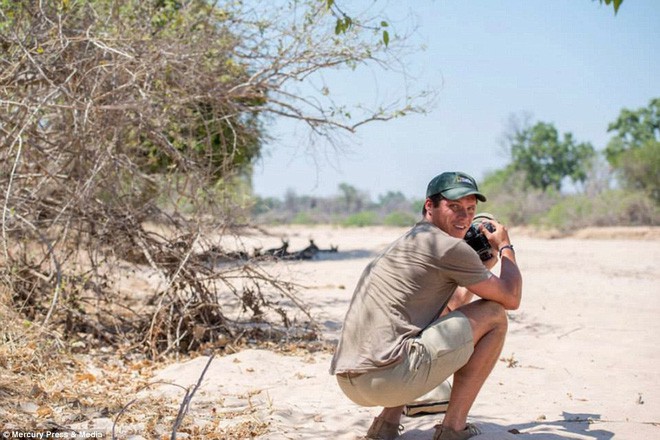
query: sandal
[
  {"left": 433, "top": 423, "right": 482, "bottom": 440},
  {"left": 361, "top": 416, "right": 404, "bottom": 440}
]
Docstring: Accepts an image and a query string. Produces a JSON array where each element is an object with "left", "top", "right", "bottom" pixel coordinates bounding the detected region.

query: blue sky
[{"left": 252, "top": 0, "right": 660, "bottom": 200}]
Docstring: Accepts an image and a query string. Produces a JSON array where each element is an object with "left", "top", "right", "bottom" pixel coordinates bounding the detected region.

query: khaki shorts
[{"left": 336, "top": 311, "right": 474, "bottom": 408}]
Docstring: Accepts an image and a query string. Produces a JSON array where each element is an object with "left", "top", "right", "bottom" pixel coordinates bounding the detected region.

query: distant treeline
[
  {"left": 252, "top": 177, "right": 658, "bottom": 230},
  {"left": 254, "top": 98, "right": 659, "bottom": 230},
  {"left": 252, "top": 185, "right": 422, "bottom": 227}
]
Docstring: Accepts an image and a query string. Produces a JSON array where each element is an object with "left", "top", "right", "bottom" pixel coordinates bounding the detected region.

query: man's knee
[
  {"left": 460, "top": 299, "right": 508, "bottom": 340},
  {"left": 485, "top": 298, "right": 507, "bottom": 317},
  {"left": 474, "top": 299, "right": 508, "bottom": 333}
]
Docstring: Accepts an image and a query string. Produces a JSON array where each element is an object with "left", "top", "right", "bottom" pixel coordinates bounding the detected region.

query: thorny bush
[{"left": 0, "top": 0, "right": 428, "bottom": 358}]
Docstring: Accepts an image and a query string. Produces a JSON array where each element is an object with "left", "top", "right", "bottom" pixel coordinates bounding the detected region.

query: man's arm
[
  {"left": 442, "top": 254, "right": 498, "bottom": 315},
  {"left": 442, "top": 286, "right": 474, "bottom": 316},
  {"left": 443, "top": 253, "right": 499, "bottom": 315},
  {"left": 466, "top": 221, "right": 522, "bottom": 310}
]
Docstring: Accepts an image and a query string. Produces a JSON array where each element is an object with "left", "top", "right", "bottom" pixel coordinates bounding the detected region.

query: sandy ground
[{"left": 142, "top": 225, "right": 660, "bottom": 439}]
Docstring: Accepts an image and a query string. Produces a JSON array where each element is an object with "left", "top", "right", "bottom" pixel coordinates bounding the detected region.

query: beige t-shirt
[{"left": 330, "top": 221, "right": 491, "bottom": 375}]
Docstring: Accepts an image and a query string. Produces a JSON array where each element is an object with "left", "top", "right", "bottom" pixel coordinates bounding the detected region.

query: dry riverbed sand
[{"left": 89, "top": 225, "right": 660, "bottom": 439}]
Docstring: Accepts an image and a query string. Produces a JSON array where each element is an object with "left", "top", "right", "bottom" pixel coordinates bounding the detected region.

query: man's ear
[{"left": 424, "top": 198, "right": 433, "bottom": 214}]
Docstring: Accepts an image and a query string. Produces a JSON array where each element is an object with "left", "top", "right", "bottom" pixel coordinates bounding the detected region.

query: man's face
[{"left": 425, "top": 195, "right": 478, "bottom": 239}]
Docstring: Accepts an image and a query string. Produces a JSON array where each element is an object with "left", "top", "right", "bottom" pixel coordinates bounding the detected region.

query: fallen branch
[{"left": 171, "top": 354, "right": 215, "bottom": 439}]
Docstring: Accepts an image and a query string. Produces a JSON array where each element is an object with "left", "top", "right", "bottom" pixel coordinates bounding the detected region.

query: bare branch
[{"left": 170, "top": 354, "right": 215, "bottom": 439}]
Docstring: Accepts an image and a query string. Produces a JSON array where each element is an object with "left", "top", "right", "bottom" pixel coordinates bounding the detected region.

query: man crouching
[{"left": 330, "top": 171, "right": 523, "bottom": 440}]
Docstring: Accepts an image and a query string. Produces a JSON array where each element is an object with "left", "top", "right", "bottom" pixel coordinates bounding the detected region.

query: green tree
[
  {"left": 605, "top": 98, "right": 660, "bottom": 203},
  {"left": 338, "top": 182, "right": 365, "bottom": 213},
  {"left": 377, "top": 190, "right": 407, "bottom": 210},
  {"left": 479, "top": 167, "right": 558, "bottom": 226},
  {"left": 605, "top": 98, "right": 660, "bottom": 164},
  {"left": 616, "top": 142, "right": 660, "bottom": 203},
  {"left": 509, "top": 122, "right": 595, "bottom": 192}
]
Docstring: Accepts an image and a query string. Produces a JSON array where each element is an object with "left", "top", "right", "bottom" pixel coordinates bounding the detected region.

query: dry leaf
[
  {"left": 37, "top": 405, "right": 53, "bottom": 417},
  {"left": 75, "top": 373, "right": 97, "bottom": 383}
]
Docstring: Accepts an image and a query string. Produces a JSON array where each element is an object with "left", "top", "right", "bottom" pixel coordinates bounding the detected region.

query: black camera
[{"left": 464, "top": 214, "right": 496, "bottom": 261}]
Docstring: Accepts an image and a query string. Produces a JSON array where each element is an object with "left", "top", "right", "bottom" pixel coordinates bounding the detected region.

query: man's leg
[
  {"left": 377, "top": 405, "right": 405, "bottom": 424},
  {"left": 371, "top": 299, "right": 505, "bottom": 432},
  {"left": 441, "top": 299, "right": 507, "bottom": 431},
  {"left": 360, "top": 406, "right": 404, "bottom": 440}
]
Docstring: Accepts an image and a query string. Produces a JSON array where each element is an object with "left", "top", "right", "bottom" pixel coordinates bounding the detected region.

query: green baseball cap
[{"left": 426, "top": 171, "right": 487, "bottom": 202}]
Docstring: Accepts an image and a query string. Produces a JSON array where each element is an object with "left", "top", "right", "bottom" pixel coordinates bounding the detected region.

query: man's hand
[
  {"left": 468, "top": 218, "right": 522, "bottom": 310},
  {"left": 480, "top": 219, "right": 512, "bottom": 252},
  {"left": 442, "top": 286, "right": 474, "bottom": 316}
]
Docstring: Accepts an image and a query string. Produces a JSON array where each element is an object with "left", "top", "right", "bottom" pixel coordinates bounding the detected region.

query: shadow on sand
[
  {"left": 312, "top": 249, "right": 376, "bottom": 261},
  {"left": 507, "top": 412, "right": 615, "bottom": 439},
  {"left": 389, "top": 413, "right": 614, "bottom": 440}
]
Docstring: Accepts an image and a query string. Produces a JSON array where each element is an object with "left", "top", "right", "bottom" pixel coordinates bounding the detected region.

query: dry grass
[
  {"left": 1, "top": 288, "right": 150, "bottom": 432},
  {"left": 0, "top": 281, "right": 328, "bottom": 438}
]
